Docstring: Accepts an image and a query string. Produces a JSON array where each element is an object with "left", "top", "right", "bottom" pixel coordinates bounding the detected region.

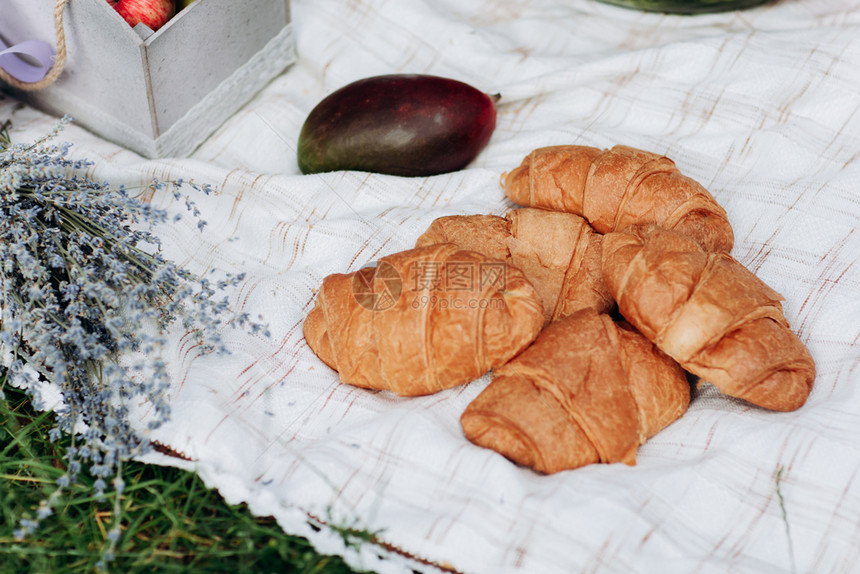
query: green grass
[{"left": 0, "top": 383, "right": 362, "bottom": 574}]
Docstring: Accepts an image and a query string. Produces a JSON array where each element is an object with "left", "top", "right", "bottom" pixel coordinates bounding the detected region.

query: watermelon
[{"left": 595, "top": 0, "right": 771, "bottom": 14}]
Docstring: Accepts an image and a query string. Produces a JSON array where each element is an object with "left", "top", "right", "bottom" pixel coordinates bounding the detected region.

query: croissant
[
  {"left": 503, "top": 144, "right": 734, "bottom": 252},
  {"left": 460, "top": 308, "right": 690, "bottom": 474},
  {"left": 303, "top": 243, "right": 545, "bottom": 396},
  {"left": 601, "top": 224, "right": 815, "bottom": 411},
  {"left": 416, "top": 207, "right": 613, "bottom": 323}
]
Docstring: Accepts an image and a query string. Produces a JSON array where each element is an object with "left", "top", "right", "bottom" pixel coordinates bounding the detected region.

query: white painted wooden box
[{"left": 1, "top": 0, "right": 294, "bottom": 158}]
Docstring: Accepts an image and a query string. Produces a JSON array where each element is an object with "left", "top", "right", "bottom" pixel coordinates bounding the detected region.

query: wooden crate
[{"left": 1, "top": 0, "right": 294, "bottom": 158}]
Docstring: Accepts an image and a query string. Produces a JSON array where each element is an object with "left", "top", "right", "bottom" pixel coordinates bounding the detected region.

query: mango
[{"left": 297, "top": 74, "right": 498, "bottom": 177}]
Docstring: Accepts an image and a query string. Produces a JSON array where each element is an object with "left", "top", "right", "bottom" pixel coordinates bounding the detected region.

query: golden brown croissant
[
  {"left": 601, "top": 224, "right": 815, "bottom": 411},
  {"left": 460, "top": 308, "right": 690, "bottom": 473},
  {"left": 416, "top": 208, "right": 613, "bottom": 323},
  {"left": 303, "top": 243, "right": 545, "bottom": 396},
  {"left": 503, "top": 144, "right": 734, "bottom": 252}
]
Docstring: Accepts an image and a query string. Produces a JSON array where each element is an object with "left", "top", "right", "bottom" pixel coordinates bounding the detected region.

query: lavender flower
[{"left": 0, "top": 117, "right": 263, "bottom": 561}]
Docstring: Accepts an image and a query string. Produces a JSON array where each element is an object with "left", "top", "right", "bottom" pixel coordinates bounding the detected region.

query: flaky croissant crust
[
  {"left": 504, "top": 144, "right": 734, "bottom": 253},
  {"left": 601, "top": 224, "right": 815, "bottom": 411},
  {"left": 461, "top": 308, "right": 690, "bottom": 474},
  {"left": 416, "top": 207, "right": 613, "bottom": 323},
  {"left": 304, "top": 243, "right": 545, "bottom": 396}
]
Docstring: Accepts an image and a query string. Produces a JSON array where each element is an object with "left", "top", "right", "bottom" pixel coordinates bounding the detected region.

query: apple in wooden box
[{"left": 0, "top": 0, "right": 294, "bottom": 158}]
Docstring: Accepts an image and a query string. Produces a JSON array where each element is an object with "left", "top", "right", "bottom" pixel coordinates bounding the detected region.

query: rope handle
[{"left": 0, "top": 0, "right": 69, "bottom": 91}]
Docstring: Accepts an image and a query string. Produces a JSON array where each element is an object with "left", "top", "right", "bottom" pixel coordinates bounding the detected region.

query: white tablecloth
[{"left": 3, "top": 1, "right": 860, "bottom": 572}]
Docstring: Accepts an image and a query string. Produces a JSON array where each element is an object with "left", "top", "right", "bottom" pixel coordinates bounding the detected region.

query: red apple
[{"left": 108, "top": 0, "right": 176, "bottom": 31}]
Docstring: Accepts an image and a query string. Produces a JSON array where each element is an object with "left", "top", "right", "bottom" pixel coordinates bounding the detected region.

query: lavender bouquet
[{"left": 0, "top": 117, "right": 258, "bottom": 556}]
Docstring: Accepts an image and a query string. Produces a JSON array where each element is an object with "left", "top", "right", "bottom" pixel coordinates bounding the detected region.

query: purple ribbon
[{"left": 0, "top": 36, "right": 55, "bottom": 83}]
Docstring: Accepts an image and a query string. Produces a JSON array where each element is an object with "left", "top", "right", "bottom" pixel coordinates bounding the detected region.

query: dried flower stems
[{"left": 0, "top": 117, "right": 264, "bottom": 561}]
